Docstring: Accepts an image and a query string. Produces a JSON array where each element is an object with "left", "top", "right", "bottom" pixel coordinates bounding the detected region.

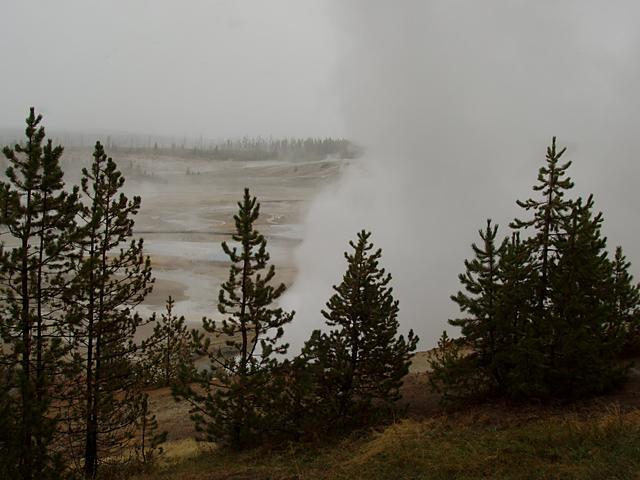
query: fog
[
  {"left": 3, "top": 2, "right": 640, "bottom": 352},
  {"left": 0, "top": 0, "right": 342, "bottom": 138},
  {"left": 282, "top": 1, "right": 640, "bottom": 351}
]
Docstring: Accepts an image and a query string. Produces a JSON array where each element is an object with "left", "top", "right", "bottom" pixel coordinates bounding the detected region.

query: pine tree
[
  {"left": 0, "top": 108, "right": 79, "bottom": 480},
  {"left": 174, "top": 188, "right": 294, "bottom": 447},
  {"left": 609, "top": 246, "right": 640, "bottom": 353},
  {"left": 64, "top": 142, "right": 154, "bottom": 478},
  {"left": 304, "top": 230, "right": 418, "bottom": 428},
  {"left": 507, "top": 137, "right": 576, "bottom": 395},
  {"left": 269, "top": 355, "right": 317, "bottom": 441},
  {"left": 510, "top": 136, "right": 574, "bottom": 316},
  {"left": 449, "top": 219, "right": 507, "bottom": 389},
  {"left": 548, "top": 195, "right": 626, "bottom": 395},
  {"left": 500, "top": 140, "right": 630, "bottom": 397},
  {"left": 427, "top": 331, "right": 480, "bottom": 405},
  {"left": 494, "top": 232, "right": 541, "bottom": 397},
  {"left": 143, "top": 296, "right": 193, "bottom": 387},
  {"left": 132, "top": 394, "right": 167, "bottom": 466},
  {"left": 437, "top": 138, "right": 636, "bottom": 400},
  {"left": 440, "top": 225, "right": 543, "bottom": 399}
]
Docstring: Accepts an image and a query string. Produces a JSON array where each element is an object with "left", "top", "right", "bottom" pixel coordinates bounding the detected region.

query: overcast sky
[{"left": 0, "top": 0, "right": 343, "bottom": 139}]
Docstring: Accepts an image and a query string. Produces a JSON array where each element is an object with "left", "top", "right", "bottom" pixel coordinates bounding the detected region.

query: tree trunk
[{"left": 20, "top": 190, "right": 33, "bottom": 480}]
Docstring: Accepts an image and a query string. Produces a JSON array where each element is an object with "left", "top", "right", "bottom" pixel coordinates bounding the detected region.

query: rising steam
[{"left": 282, "top": 1, "right": 640, "bottom": 352}]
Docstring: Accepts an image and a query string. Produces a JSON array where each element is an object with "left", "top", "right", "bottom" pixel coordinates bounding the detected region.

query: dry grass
[
  {"left": 129, "top": 404, "right": 640, "bottom": 480},
  {"left": 160, "top": 438, "right": 216, "bottom": 461},
  {"left": 126, "top": 366, "right": 640, "bottom": 479}
]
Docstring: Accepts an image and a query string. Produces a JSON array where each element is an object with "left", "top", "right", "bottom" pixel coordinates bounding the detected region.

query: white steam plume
[{"left": 282, "top": 1, "right": 640, "bottom": 352}]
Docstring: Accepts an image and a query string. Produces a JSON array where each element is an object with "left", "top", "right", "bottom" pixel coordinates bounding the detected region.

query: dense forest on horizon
[{"left": 0, "top": 129, "right": 360, "bottom": 162}]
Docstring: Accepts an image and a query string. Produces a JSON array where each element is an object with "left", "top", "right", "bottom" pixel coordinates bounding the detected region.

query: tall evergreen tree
[
  {"left": 174, "top": 188, "right": 294, "bottom": 447},
  {"left": 506, "top": 137, "right": 577, "bottom": 394},
  {"left": 547, "top": 195, "right": 626, "bottom": 395},
  {"left": 449, "top": 219, "right": 507, "bottom": 388},
  {"left": 304, "top": 230, "right": 418, "bottom": 428},
  {"left": 510, "top": 136, "right": 574, "bottom": 316},
  {"left": 64, "top": 142, "right": 154, "bottom": 479},
  {"left": 0, "top": 108, "right": 79, "bottom": 480},
  {"left": 438, "top": 227, "right": 541, "bottom": 400},
  {"left": 438, "top": 138, "right": 636, "bottom": 400}
]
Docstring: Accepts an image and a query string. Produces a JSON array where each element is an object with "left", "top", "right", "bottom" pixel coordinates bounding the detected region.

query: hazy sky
[{"left": 0, "top": 0, "right": 343, "bottom": 138}]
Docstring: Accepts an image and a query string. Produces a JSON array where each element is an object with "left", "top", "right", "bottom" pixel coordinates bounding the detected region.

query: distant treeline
[
  {"left": 0, "top": 128, "right": 360, "bottom": 161},
  {"left": 185, "top": 137, "right": 358, "bottom": 160},
  {"left": 112, "top": 136, "right": 359, "bottom": 162}
]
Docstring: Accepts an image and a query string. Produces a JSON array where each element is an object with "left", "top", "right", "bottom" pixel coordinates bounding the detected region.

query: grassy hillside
[
  {"left": 122, "top": 361, "right": 640, "bottom": 480},
  {"left": 131, "top": 405, "right": 640, "bottom": 480}
]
